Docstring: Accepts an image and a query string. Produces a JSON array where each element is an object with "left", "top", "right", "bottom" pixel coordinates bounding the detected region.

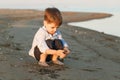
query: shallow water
[{"left": 68, "top": 13, "right": 120, "bottom": 37}]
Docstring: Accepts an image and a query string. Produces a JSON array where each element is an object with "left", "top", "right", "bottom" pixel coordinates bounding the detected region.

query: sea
[
  {"left": 68, "top": 12, "right": 120, "bottom": 37},
  {"left": 0, "top": 0, "right": 120, "bottom": 37}
]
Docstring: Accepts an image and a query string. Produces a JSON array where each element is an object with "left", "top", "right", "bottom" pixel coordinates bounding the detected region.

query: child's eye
[{"left": 51, "top": 27, "right": 55, "bottom": 29}]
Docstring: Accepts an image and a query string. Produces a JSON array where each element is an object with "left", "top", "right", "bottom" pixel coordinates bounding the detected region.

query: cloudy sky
[{"left": 0, "top": 0, "right": 120, "bottom": 12}]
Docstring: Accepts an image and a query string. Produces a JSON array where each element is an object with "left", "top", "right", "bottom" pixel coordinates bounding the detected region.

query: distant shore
[
  {"left": 1, "top": 9, "right": 120, "bottom": 80},
  {"left": 0, "top": 9, "right": 112, "bottom": 22}
]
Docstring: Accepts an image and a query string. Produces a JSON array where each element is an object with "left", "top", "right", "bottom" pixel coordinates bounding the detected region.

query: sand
[{"left": 0, "top": 9, "right": 120, "bottom": 80}]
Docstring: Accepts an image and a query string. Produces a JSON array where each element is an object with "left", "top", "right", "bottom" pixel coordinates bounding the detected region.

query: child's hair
[{"left": 44, "top": 7, "right": 62, "bottom": 26}]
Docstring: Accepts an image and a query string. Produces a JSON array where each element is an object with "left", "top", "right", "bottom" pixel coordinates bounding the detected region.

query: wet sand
[{"left": 0, "top": 9, "right": 120, "bottom": 80}]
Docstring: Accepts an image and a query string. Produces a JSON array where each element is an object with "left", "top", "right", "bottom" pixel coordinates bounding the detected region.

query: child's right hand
[
  {"left": 56, "top": 50, "right": 66, "bottom": 58},
  {"left": 56, "top": 50, "right": 64, "bottom": 55}
]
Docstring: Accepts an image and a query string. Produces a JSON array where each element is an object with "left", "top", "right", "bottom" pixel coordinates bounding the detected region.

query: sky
[{"left": 0, "top": 0, "right": 120, "bottom": 12}]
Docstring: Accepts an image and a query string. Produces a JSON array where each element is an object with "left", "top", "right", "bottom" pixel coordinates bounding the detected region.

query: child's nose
[{"left": 54, "top": 28, "right": 57, "bottom": 31}]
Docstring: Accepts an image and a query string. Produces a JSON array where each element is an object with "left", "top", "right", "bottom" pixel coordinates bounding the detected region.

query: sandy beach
[{"left": 0, "top": 9, "right": 120, "bottom": 80}]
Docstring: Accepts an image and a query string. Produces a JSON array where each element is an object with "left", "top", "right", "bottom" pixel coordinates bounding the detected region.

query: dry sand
[{"left": 0, "top": 9, "right": 120, "bottom": 80}]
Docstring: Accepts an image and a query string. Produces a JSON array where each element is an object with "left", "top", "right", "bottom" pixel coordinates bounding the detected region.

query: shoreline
[
  {"left": 0, "top": 9, "right": 120, "bottom": 80},
  {"left": 68, "top": 13, "right": 120, "bottom": 37}
]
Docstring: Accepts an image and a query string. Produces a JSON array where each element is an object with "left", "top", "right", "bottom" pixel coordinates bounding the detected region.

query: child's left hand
[{"left": 64, "top": 47, "right": 70, "bottom": 54}]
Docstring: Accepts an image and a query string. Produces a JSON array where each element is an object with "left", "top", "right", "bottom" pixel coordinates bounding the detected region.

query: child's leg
[
  {"left": 52, "top": 39, "right": 63, "bottom": 60},
  {"left": 46, "top": 39, "right": 64, "bottom": 65},
  {"left": 51, "top": 39, "right": 66, "bottom": 64},
  {"left": 54, "top": 39, "right": 66, "bottom": 59},
  {"left": 34, "top": 39, "right": 54, "bottom": 62},
  {"left": 52, "top": 54, "right": 58, "bottom": 61},
  {"left": 45, "top": 39, "right": 54, "bottom": 62},
  {"left": 40, "top": 53, "right": 47, "bottom": 62},
  {"left": 53, "top": 39, "right": 64, "bottom": 50},
  {"left": 46, "top": 39, "right": 54, "bottom": 49},
  {"left": 34, "top": 46, "right": 41, "bottom": 61},
  {"left": 34, "top": 46, "right": 49, "bottom": 66},
  {"left": 52, "top": 54, "right": 64, "bottom": 65}
]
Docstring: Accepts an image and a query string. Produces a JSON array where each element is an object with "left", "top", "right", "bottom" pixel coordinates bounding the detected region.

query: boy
[{"left": 29, "top": 7, "right": 70, "bottom": 67}]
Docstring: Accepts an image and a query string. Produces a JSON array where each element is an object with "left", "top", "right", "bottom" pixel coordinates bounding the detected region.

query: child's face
[{"left": 44, "top": 21, "right": 59, "bottom": 35}]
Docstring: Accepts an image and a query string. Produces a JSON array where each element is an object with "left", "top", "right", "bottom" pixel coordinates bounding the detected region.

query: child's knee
[{"left": 54, "top": 39, "right": 64, "bottom": 50}]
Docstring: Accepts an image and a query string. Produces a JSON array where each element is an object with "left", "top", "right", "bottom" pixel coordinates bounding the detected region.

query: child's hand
[
  {"left": 56, "top": 50, "right": 64, "bottom": 55},
  {"left": 56, "top": 50, "right": 66, "bottom": 58},
  {"left": 64, "top": 47, "right": 70, "bottom": 54}
]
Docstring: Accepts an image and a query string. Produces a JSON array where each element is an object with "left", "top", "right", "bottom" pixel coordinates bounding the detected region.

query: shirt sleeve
[
  {"left": 35, "top": 28, "right": 49, "bottom": 53},
  {"left": 57, "top": 31, "right": 69, "bottom": 47}
]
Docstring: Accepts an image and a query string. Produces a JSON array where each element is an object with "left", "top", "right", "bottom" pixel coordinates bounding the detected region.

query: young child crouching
[{"left": 29, "top": 7, "right": 70, "bottom": 66}]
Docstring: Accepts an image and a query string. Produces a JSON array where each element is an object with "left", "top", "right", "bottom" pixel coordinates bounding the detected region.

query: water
[
  {"left": 68, "top": 13, "right": 120, "bottom": 37},
  {"left": 0, "top": 0, "right": 120, "bottom": 37}
]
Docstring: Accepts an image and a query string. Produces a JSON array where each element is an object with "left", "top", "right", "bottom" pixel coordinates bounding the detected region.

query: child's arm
[
  {"left": 57, "top": 31, "right": 70, "bottom": 54},
  {"left": 58, "top": 31, "right": 69, "bottom": 47},
  {"left": 64, "top": 47, "right": 70, "bottom": 54},
  {"left": 45, "top": 49, "right": 65, "bottom": 56}
]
